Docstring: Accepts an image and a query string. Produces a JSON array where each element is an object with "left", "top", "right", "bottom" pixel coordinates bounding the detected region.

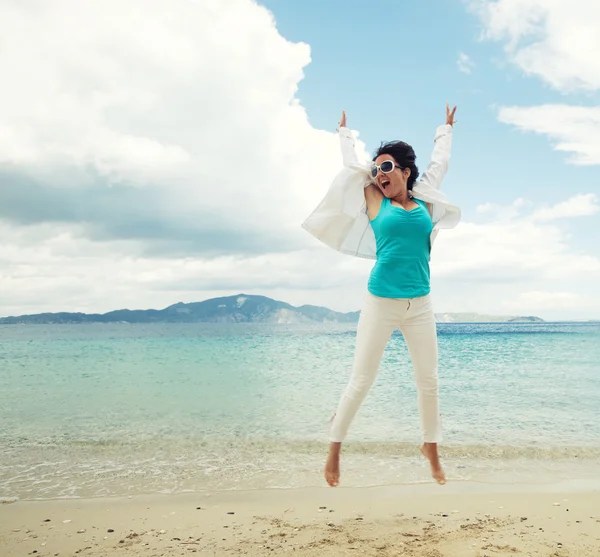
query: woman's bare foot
[
  {"left": 420, "top": 442, "right": 446, "bottom": 485},
  {"left": 324, "top": 442, "right": 341, "bottom": 487}
]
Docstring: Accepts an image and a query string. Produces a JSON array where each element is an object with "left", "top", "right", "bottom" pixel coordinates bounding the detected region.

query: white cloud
[
  {"left": 475, "top": 197, "right": 531, "bottom": 221},
  {"left": 0, "top": 0, "right": 344, "bottom": 247},
  {"left": 0, "top": 220, "right": 373, "bottom": 317},
  {"left": 498, "top": 105, "right": 600, "bottom": 165},
  {"left": 430, "top": 193, "right": 600, "bottom": 319},
  {"left": 457, "top": 52, "right": 475, "bottom": 74},
  {"left": 471, "top": 1, "right": 600, "bottom": 166},
  {"left": 504, "top": 291, "right": 586, "bottom": 312},
  {"left": 470, "top": 0, "right": 600, "bottom": 92},
  {"left": 3, "top": 190, "right": 599, "bottom": 320},
  {"left": 532, "top": 193, "right": 599, "bottom": 221},
  {"left": 0, "top": 0, "right": 357, "bottom": 313}
]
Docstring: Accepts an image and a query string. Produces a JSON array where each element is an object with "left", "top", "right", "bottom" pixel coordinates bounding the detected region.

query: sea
[{"left": 1, "top": 321, "right": 599, "bottom": 501}]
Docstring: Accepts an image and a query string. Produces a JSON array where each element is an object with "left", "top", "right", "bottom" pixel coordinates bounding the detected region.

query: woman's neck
[{"left": 391, "top": 190, "right": 412, "bottom": 206}]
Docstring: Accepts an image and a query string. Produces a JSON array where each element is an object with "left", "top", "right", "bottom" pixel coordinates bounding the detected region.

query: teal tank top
[{"left": 367, "top": 197, "right": 433, "bottom": 299}]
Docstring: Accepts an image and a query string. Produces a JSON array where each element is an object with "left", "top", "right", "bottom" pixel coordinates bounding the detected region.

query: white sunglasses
[{"left": 370, "top": 160, "right": 404, "bottom": 179}]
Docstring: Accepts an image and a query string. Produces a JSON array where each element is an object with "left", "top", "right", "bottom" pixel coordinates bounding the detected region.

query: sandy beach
[{"left": 2, "top": 483, "right": 599, "bottom": 556}]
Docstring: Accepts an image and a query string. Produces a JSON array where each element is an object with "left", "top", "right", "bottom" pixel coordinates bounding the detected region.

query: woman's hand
[
  {"left": 338, "top": 110, "right": 347, "bottom": 130},
  {"left": 446, "top": 103, "right": 457, "bottom": 126}
]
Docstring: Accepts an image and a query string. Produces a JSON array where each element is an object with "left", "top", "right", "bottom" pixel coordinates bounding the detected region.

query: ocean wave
[
  {"left": 3, "top": 435, "right": 600, "bottom": 501},
  {"left": 3, "top": 435, "right": 599, "bottom": 460}
]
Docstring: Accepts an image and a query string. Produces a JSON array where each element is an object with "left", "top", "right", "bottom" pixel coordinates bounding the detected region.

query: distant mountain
[
  {"left": 0, "top": 294, "right": 360, "bottom": 325},
  {"left": 434, "top": 313, "right": 544, "bottom": 323},
  {"left": 0, "top": 294, "right": 543, "bottom": 324}
]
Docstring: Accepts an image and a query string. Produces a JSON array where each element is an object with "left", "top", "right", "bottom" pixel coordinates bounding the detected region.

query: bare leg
[
  {"left": 324, "top": 442, "right": 341, "bottom": 487},
  {"left": 420, "top": 442, "right": 446, "bottom": 485}
]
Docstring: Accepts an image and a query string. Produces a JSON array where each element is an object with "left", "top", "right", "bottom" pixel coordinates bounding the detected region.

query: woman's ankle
[{"left": 328, "top": 442, "right": 342, "bottom": 455}]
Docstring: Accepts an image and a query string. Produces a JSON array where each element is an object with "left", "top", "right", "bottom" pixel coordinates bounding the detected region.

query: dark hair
[{"left": 373, "top": 141, "right": 419, "bottom": 190}]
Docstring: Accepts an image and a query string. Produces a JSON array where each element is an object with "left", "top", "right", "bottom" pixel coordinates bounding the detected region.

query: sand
[{"left": 1, "top": 483, "right": 600, "bottom": 556}]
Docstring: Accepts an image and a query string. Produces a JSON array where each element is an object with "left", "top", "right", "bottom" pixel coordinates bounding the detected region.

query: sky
[{"left": 0, "top": 0, "right": 599, "bottom": 320}]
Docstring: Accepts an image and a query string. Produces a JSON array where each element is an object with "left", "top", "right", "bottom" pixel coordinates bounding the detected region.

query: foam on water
[{"left": 1, "top": 436, "right": 600, "bottom": 500}]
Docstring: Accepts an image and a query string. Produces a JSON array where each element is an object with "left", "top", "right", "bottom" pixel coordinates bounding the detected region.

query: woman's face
[{"left": 372, "top": 154, "right": 410, "bottom": 198}]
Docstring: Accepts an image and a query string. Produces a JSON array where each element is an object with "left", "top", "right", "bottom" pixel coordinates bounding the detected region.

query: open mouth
[{"left": 380, "top": 179, "right": 390, "bottom": 189}]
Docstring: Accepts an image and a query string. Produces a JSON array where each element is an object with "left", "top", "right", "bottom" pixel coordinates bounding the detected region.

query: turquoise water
[{"left": 1, "top": 322, "right": 599, "bottom": 500}]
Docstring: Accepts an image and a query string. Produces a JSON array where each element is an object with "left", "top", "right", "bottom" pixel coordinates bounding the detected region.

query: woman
[{"left": 302, "top": 104, "right": 460, "bottom": 487}]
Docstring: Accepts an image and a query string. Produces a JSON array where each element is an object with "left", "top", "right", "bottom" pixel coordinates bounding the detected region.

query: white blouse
[{"left": 302, "top": 124, "right": 461, "bottom": 260}]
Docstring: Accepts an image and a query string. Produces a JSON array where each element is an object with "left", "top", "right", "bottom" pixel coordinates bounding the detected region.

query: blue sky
[
  {"left": 260, "top": 0, "right": 599, "bottom": 251},
  {"left": 0, "top": 0, "right": 598, "bottom": 319}
]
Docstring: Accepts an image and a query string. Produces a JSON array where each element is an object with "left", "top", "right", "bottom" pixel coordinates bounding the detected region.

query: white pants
[{"left": 329, "top": 292, "right": 442, "bottom": 443}]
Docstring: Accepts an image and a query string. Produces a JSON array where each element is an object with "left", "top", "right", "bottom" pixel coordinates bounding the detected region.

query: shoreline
[
  {"left": 2, "top": 483, "right": 600, "bottom": 556},
  {"left": 3, "top": 449, "right": 600, "bottom": 502},
  {"left": 4, "top": 475, "right": 600, "bottom": 504}
]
